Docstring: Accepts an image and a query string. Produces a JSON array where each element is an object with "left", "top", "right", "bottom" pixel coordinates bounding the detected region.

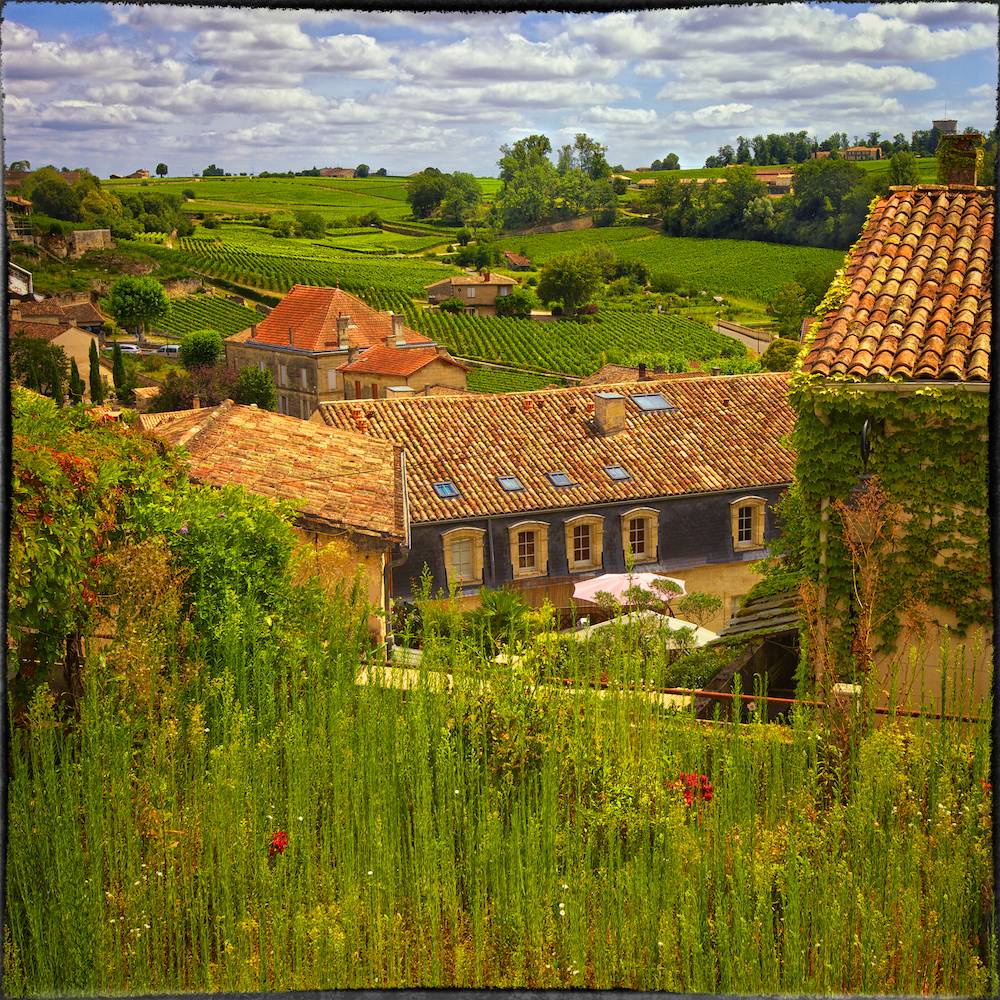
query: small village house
[
  {"left": 224, "top": 284, "right": 468, "bottom": 418},
  {"left": 314, "top": 372, "right": 796, "bottom": 634},
  {"left": 139, "top": 400, "right": 407, "bottom": 643},
  {"left": 794, "top": 147, "right": 992, "bottom": 708},
  {"left": 425, "top": 270, "right": 519, "bottom": 317},
  {"left": 502, "top": 250, "right": 532, "bottom": 270},
  {"left": 842, "top": 146, "right": 883, "bottom": 161},
  {"left": 8, "top": 315, "right": 110, "bottom": 399}
]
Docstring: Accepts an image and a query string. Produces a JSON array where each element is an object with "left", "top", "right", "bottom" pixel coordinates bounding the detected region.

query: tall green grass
[{"left": 4, "top": 589, "right": 994, "bottom": 994}]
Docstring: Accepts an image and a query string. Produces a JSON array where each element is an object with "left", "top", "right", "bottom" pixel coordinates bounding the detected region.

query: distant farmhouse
[
  {"left": 224, "top": 284, "right": 468, "bottom": 418},
  {"left": 318, "top": 167, "right": 355, "bottom": 178},
  {"left": 842, "top": 146, "right": 883, "bottom": 161},
  {"left": 425, "top": 270, "right": 519, "bottom": 317}
]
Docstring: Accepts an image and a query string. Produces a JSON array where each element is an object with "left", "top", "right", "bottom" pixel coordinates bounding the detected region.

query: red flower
[
  {"left": 268, "top": 830, "right": 288, "bottom": 858},
  {"left": 674, "top": 772, "right": 713, "bottom": 808},
  {"left": 981, "top": 779, "right": 992, "bottom": 797}
]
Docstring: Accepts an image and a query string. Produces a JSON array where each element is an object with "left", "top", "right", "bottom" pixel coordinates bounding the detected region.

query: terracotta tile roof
[
  {"left": 426, "top": 271, "right": 518, "bottom": 290},
  {"left": 579, "top": 363, "right": 702, "bottom": 386},
  {"left": 316, "top": 372, "right": 796, "bottom": 524},
  {"left": 801, "top": 186, "right": 993, "bottom": 382},
  {"left": 9, "top": 320, "right": 75, "bottom": 342},
  {"left": 61, "top": 301, "right": 105, "bottom": 325},
  {"left": 5, "top": 194, "right": 31, "bottom": 207},
  {"left": 337, "top": 344, "right": 468, "bottom": 377},
  {"left": 424, "top": 383, "right": 474, "bottom": 396},
  {"left": 139, "top": 400, "right": 405, "bottom": 542},
  {"left": 503, "top": 251, "right": 532, "bottom": 267},
  {"left": 12, "top": 300, "right": 67, "bottom": 320},
  {"left": 242, "top": 284, "right": 430, "bottom": 353}
]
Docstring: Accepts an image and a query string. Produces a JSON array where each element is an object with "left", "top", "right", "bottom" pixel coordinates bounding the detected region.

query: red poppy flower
[{"left": 268, "top": 830, "right": 288, "bottom": 858}]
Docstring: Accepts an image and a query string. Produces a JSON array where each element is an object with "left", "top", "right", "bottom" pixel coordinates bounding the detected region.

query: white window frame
[
  {"left": 327, "top": 369, "right": 337, "bottom": 392},
  {"left": 279, "top": 363, "right": 288, "bottom": 387},
  {"left": 442, "top": 526, "right": 486, "bottom": 588},
  {"left": 466, "top": 286, "right": 476, "bottom": 298}
]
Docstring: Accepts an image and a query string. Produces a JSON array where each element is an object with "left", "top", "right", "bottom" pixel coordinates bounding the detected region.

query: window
[
  {"left": 300, "top": 368, "right": 309, "bottom": 390},
  {"left": 564, "top": 514, "right": 604, "bottom": 573},
  {"left": 278, "top": 394, "right": 288, "bottom": 415},
  {"left": 442, "top": 527, "right": 485, "bottom": 587},
  {"left": 621, "top": 508, "right": 658, "bottom": 564},
  {"left": 466, "top": 286, "right": 476, "bottom": 298},
  {"left": 547, "top": 471, "right": 575, "bottom": 488},
  {"left": 327, "top": 369, "right": 337, "bottom": 392},
  {"left": 355, "top": 380, "right": 362, "bottom": 398},
  {"left": 497, "top": 475, "right": 524, "bottom": 492},
  {"left": 279, "top": 363, "right": 288, "bottom": 387},
  {"left": 508, "top": 521, "right": 549, "bottom": 580},
  {"left": 730, "top": 496, "right": 766, "bottom": 551},
  {"left": 371, "top": 384, "right": 379, "bottom": 399},
  {"left": 499, "top": 286, "right": 510, "bottom": 296},
  {"left": 433, "top": 481, "right": 460, "bottom": 499},
  {"left": 258, "top": 360, "right": 265, "bottom": 372},
  {"left": 630, "top": 393, "right": 673, "bottom": 412},
  {"left": 605, "top": 465, "right": 630, "bottom": 481}
]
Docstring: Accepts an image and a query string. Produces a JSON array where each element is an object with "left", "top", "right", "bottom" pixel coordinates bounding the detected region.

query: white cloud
[{"left": 582, "top": 106, "right": 659, "bottom": 126}]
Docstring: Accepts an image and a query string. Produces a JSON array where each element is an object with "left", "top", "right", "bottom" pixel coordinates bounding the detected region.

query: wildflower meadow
[{"left": 4, "top": 389, "right": 996, "bottom": 995}]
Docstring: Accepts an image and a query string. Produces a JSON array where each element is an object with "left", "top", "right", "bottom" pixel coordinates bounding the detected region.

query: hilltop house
[
  {"left": 842, "top": 146, "right": 883, "bottom": 161},
  {"left": 314, "top": 372, "right": 797, "bottom": 633},
  {"left": 224, "top": 284, "right": 468, "bottom": 418},
  {"left": 140, "top": 400, "right": 407, "bottom": 642},
  {"left": 502, "top": 250, "right": 532, "bottom": 270},
  {"left": 794, "top": 168, "right": 993, "bottom": 706},
  {"left": 425, "top": 270, "right": 519, "bottom": 317},
  {"left": 127, "top": 169, "right": 150, "bottom": 179},
  {"left": 8, "top": 316, "right": 111, "bottom": 399}
]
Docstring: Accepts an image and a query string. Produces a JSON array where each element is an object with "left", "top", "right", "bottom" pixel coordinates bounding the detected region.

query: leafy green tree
[
  {"left": 9, "top": 334, "right": 70, "bottom": 394},
  {"left": 156, "top": 163, "right": 168, "bottom": 177},
  {"left": 295, "top": 210, "right": 326, "bottom": 238},
  {"left": 455, "top": 227, "right": 472, "bottom": 247},
  {"left": 179, "top": 329, "right": 224, "bottom": 370},
  {"left": 374, "top": 167, "right": 387, "bottom": 176},
  {"left": 112, "top": 342, "right": 127, "bottom": 398},
  {"left": 46, "top": 354, "right": 65, "bottom": 407},
  {"left": 675, "top": 591, "right": 723, "bottom": 627},
  {"left": 9, "top": 159, "right": 30, "bottom": 171},
  {"left": 760, "top": 337, "right": 802, "bottom": 372},
  {"left": 68, "top": 358, "right": 85, "bottom": 404},
  {"left": 202, "top": 163, "right": 224, "bottom": 176},
  {"left": 439, "top": 171, "right": 482, "bottom": 226},
  {"left": 80, "top": 188, "right": 128, "bottom": 233},
  {"left": 438, "top": 296, "right": 468, "bottom": 314},
  {"left": 354, "top": 163, "right": 370, "bottom": 178},
  {"left": 768, "top": 282, "right": 810, "bottom": 340},
  {"left": 232, "top": 365, "right": 277, "bottom": 410},
  {"left": 498, "top": 134, "right": 553, "bottom": 182},
  {"left": 406, "top": 168, "right": 451, "bottom": 218},
  {"left": 887, "top": 151, "right": 919, "bottom": 187},
  {"left": 494, "top": 286, "right": 537, "bottom": 318},
  {"left": 89, "top": 339, "right": 104, "bottom": 404},
  {"left": 182, "top": 188, "right": 196, "bottom": 199},
  {"left": 29, "top": 171, "right": 82, "bottom": 221},
  {"left": 536, "top": 252, "right": 603, "bottom": 317},
  {"left": 107, "top": 277, "right": 169, "bottom": 343}
]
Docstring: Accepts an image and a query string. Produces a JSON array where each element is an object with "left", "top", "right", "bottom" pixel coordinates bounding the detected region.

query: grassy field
[
  {"left": 498, "top": 227, "right": 845, "bottom": 303},
  {"left": 621, "top": 156, "right": 939, "bottom": 184}
]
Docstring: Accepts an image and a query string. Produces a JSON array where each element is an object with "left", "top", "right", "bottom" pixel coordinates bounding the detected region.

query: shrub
[
  {"left": 202, "top": 217, "right": 219, "bottom": 229},
  {"left": 232, "top": 365, "right": 277, "bottom": 410},
  {"left": 760, "top": 337, "right": 802, "bottom": 372},
  {"left": 649, "top": 270, "right": 682, "bottom": 294},
  {"left": 179, "top": 329, "right": 223, "bottom": 370},
  {"left": 438, "top": 297, "right": 468, "bottom": 314}
]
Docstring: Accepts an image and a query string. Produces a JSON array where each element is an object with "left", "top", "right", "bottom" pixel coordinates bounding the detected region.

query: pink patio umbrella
[{"left": 572, "top": 572, "right": 686, "bottom": 608}]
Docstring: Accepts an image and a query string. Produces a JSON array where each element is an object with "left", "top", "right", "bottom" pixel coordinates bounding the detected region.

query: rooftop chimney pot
[
  {"left": 638, "top": 362, "right": 648, "bottom": 380},
  {"left": 251, "top": 323, "right": 257, "bottom": 339},
  {"left": 336, "top": 313, "right": 350, "bottom": 349},
  {"left": 711, "top": 366, "right": 722, "bottom": 377},
  {"left": 391, "top": 311, "right": 406, "bottom": 346},
  {"left": 192, "top": 394, "right": 201, "bottom": 410}
]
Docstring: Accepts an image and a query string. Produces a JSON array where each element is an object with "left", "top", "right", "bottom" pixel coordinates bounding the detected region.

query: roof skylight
[
  {"left": 605, "top": 465, "right": 631, "bottom": 481},
  {"left": 497, "top": 475, "right": 524, "bottom": 492},
  {"left": 432, "top": 481, "right": 460, "bottom": 498},
  {"left": 547, "top": 472, "right": 575, "bottom": 487},
  {"left": 631, "top": 393, "right": 674, "bottom": 412}
]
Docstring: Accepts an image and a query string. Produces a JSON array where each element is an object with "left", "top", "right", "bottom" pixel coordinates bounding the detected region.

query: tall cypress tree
[
  {"left": 88, "top": 339, "right": 104, "bottom": 405},
  {"left": 68, "top": 358, "right": 84, "bottom": 404},
  {"left": 46, "top": 354, "right": 64, "bottom": 407},
  {"left": 112, "top": 342, "right": 126, "bottom": 399}
]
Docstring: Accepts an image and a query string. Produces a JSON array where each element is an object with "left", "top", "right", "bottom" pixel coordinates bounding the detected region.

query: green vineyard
[
  {"left": 405, "top": 309, "right": 734, "bottom": 377},
  {"left": 466, "top": 367, "right": 558, "bottom": 393},
  {"left": 153, "top": 295, "right": 264, "bottom": 339},
  {"left": 498, "top": 227, "right": 845, "bottom": 302}
]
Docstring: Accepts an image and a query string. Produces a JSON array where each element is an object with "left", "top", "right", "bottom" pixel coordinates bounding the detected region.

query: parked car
[
  {"left": 104, "top": 343, "right": 141, "bottom": 354},
  {"left": 156, "top": 344, "right": 181, "bottom": 356}
]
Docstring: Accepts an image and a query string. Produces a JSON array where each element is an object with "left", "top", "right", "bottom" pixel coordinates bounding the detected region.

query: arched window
[
  {"left": 730, "top": 496, "right": 767, "bottom": 551},
  {"left": 564, "top": 514, "right": 605, "bottom": 573},
  {"left": 621, "top": 507, "right": 659, "bottom": 565},
  {"left": 441, "top": 526, "right": 486, "bottom": 587}
]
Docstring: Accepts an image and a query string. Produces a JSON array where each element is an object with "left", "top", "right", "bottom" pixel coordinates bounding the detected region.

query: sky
[{"left": 2, "top": 1, "right": 997, "bottom": 178}]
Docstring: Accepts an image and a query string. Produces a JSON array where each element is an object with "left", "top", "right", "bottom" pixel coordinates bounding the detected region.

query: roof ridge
[{"left": 176, "top": 399, "right": 235, "bottom": 450}]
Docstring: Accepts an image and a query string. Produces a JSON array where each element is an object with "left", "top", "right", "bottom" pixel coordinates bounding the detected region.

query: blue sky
[{"left": 2, "top": 2, "right": 996, "bottom": 177}]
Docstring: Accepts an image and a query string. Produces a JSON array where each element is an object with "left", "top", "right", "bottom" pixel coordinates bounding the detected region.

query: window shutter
[
  {"left": 472, "top": 532, "right": 485, "bottom": 583},
  {"left": 730, "top": 504, "right": 740, "bottom": 549},
  {"left": 593, "top": 518, "right": 604, "bottom": 568},
  {"left": 754, "top": 504, "right": 766, "bottom": 547},
  {"left": 648, "top": 515, "right": 659, "bottom": 562},
  {"left": 538, "top": 525, "right": 549, "bottom": 574}
]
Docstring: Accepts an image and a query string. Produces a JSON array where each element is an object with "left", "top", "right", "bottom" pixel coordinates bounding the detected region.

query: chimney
[
  {"left": 423, "top": 384, "right": 431, "bottom": 396},
  {"left": 287, "top": 326, "right": 294, "bottom": 345},
  {"left": 192, "top": 394, "right": 201, "bottom": 410},
  {"left": 347, "top": 346, "right": 361, "bottom": 364},
  {"left": 483, "top": 270, "right": 491, "bottom": 282},
  {"left": 337, "top": 313, "right": 350, "bottom": 349},
  {"left": 251, "top": 323, "right": 257, "bottom": 339},
  {"left": 638, "top": 362, "right": 647, "bottom": 380},
  {"left": 710, "top": 366, "right": 721, "bottom": 376},
  {"left": 392, "top": 312, "right": 406, "bottom": 346},
  {"left": 594, "top": 391, "right": 626, "bottom": 435},
  {"left": 653, "top": 364, "right": 665, "bottom": 375},
  {"left": 937, "top": 132, "right": 983, "bottom": 186}
]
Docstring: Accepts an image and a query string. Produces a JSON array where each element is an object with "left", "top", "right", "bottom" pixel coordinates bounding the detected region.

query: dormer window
[{"left": 730, "top": 496, "right": 767, "bottom": 551}]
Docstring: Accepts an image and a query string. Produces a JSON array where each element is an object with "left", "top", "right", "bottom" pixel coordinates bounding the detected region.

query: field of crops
[
  {"left": 498, "top": 228, "right": 844, "bottom": 302},
  {"left": 621, "top": 156, "right": 938, "bottom": 183},
  {"left": 153, "top": 295, "right": 263, "bottom": 339},
  {"left": 466, "top": 367, "right": 558, "bottom": 393},
  {"left": 407, "top": 309, "right": 733, "bottom": 377}
]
